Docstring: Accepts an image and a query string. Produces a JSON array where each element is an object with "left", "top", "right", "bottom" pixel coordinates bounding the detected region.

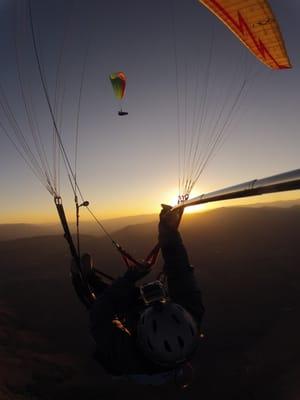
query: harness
[{"left": 55, "top": 195, "right": 161, "bottom": 307}]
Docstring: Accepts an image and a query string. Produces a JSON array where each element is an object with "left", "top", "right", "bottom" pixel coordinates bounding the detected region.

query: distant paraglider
[{"left": 109, "top": 71, "right": 128, "bottom": 116}]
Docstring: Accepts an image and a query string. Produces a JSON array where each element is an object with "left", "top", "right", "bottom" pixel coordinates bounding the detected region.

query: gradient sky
[{"left": 0, "top": 0, "right": 299, "bottom": 224}]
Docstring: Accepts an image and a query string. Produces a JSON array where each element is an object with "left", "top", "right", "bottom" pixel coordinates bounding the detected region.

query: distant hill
[
  {"left": 0, "top": 223, "right": 60, "bottom": 241},
  {"left": 0, "top": 214, "right": 157, "bottom": 241},
  {"left": 245, "top": 198, "right": 300, "bottom": 208},
  {"left": 0, "top": 206, "right": 300, "bottom": 399},
  {"left": 75, "top": 213, "right": 156, "bottom": 237},
  {"left": 1, "top": 205, "right": 299, "bottom": 277},
  {"left": 1, "top": 199, "right": 300, "bottom": 241}
]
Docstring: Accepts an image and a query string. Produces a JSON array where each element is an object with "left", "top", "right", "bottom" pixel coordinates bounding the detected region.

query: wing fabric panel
[
  {"left": 198, "top": 0, "right": 292, "bottom": 69},
  {"left": 110, "top": 72, "right": 126, "bottom": 100}
]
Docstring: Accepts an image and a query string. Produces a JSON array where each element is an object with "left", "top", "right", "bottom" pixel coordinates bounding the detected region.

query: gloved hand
[
  {"left": 124, "top": 262, "right": 151, "bottom": 283},
  {"left": 159, "top": 204, "right": 183, "bottom": 232}
]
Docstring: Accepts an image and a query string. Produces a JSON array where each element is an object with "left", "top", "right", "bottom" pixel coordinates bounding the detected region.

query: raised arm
[{"left": 158, "top": 205, "right": 205, "bottom": 326}]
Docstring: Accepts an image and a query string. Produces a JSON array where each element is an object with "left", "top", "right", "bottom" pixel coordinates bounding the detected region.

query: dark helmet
[{"left": 137, "top": 302, "right": 199, "bottom": 367}]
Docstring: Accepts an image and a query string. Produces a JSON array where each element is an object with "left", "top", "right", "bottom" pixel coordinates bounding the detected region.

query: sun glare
[
  {"left": 184, "top": 204, "right": 208, "bottom": 214},
  {"left": 162, "top": 190, "right": 209, "bottom": 215}
]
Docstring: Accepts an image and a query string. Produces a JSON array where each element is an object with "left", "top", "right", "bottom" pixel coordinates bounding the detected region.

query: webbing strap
[
  {"left": 144, "top": 243, "right": 160, "bottom": 266},
  {"left": 55, "top": 196, "right": 95, "bottom": 305},
  {"left": 54, "top": 196, "right": 79, "bottom": 263},
  {"left": 114, "top": 242, "right": 141, "bottom": 268},
  {"left": 115, "top": 242, "right": 160, "bottom": 268}
]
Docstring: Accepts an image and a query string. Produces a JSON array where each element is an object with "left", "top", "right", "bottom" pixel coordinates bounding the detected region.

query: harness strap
[
  {"left": 54, "top": 196, "right": 95, "bottom": 305},
  {"left": 55, "top": 196, "right": 79, "bottom": 263},
  {"left": 114, "top": 242, "right": 160, "bottom": 268},
  {"left": 114, "top": 242, "right": 142, "bottom": 268},
  {"left": 144, "top": 243, "right": 160, "bottom": 266}
]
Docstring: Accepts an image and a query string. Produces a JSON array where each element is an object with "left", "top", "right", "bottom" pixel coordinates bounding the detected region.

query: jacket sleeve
[
  {"left": 90, "top": 276, "right": 137, "bottom": 329},
  {"left": 89, "top": 276, "right": 144, "bottom": 375},
  {"left": 159, "top": 228, "right": 205, "bottom": 327}
]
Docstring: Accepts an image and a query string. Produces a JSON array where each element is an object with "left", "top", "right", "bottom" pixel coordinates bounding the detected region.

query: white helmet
[{"left": 137, "top": 302, "right": 199, "bottom": 367}]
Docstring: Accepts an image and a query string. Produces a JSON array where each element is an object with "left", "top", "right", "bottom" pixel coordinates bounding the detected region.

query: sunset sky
[{"left": 0, "top": 0, "right": 299, "bottom": 224}]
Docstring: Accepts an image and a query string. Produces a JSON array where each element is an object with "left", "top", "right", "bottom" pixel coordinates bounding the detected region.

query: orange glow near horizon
[{"left": 1, "top": 189, "right": 300, "bottom": 225}]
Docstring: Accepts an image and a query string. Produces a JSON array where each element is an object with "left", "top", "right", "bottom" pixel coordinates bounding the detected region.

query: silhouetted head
[{"left": 137, "top": 302, "right": 199, "bottom": 368}]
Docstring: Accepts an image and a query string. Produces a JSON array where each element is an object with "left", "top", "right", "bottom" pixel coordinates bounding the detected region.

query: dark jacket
[{"left": 87, "top": 228, "right": 204, "bottom": 376}]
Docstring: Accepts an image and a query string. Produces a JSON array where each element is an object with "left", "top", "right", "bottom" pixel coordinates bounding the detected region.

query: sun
[{"left": 162, "top": 190, "right": 208, "bottom": 214}]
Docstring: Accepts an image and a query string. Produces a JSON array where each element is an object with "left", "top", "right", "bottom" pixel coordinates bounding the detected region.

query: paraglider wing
[
  {"left": 198, "top": 0, "right": 292, "bottom": 69},
  {"left": 109, "top": 71, "right": 126, "bottom": 100}
]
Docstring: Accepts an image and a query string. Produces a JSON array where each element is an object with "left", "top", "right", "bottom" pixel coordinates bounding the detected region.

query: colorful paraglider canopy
[
  {"left": 109, "top": 71, "right": 126, "bottom": 100},
  {"left": 198, "top": 0, "right": 292, "bottom": 69}
]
